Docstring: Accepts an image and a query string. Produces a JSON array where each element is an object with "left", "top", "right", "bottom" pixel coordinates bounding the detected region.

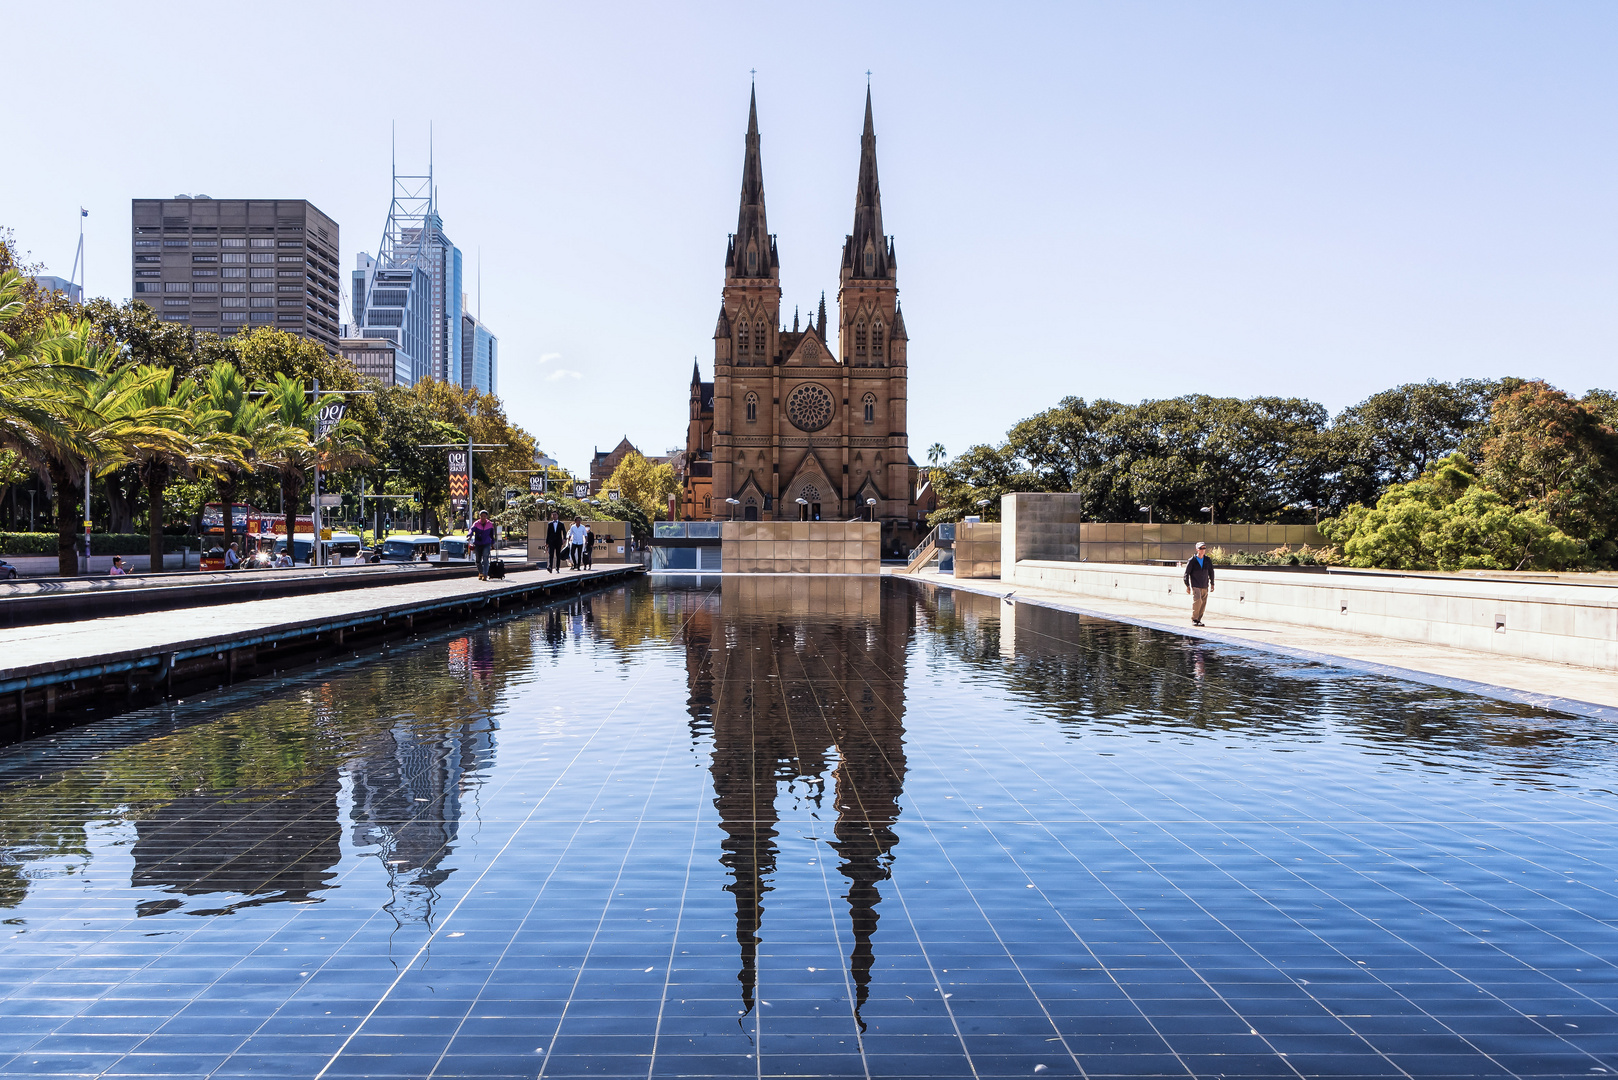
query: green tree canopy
[{"left": 1321, "top": 454, "right": 1580, "bottom": 572}]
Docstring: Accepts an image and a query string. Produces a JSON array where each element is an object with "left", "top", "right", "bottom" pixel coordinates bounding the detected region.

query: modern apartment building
[
  {"left": 459, "top": 303, "right": 498, "bottom": 396},
  {"left": 130, "top": 198, "right": 342, "bottom": 352}
]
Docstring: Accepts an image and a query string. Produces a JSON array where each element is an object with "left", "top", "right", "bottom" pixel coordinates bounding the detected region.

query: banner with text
[
  {"left": 448, "top": 450, "right": 470, "bottom": 503},
  {"left": 316, "top": 402, "right": 346, "bottom": 441}
]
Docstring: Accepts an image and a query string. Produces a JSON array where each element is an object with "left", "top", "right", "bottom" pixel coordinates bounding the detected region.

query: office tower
[
  {"left": 130, "top": 198, "right": 341, "bottom": 352},
  {"left": 352, "top": 149, "right": 462, "bottom": 386},
  {"left": 339, "top": 335, "right": 401, "bottom": 386},
  {"left": 459, "top": 301, "right": 497, "bottom": 396},
  {"left": 352, "top": 252, "right": 429, "bottom": 385}
]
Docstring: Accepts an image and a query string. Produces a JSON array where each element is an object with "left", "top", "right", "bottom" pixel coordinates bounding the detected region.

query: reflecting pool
[{"left": 2, "top": 577, "right": 1617, "bottom": 1078}]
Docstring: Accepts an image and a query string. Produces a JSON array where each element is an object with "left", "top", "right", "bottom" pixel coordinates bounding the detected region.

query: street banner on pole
[
  {"left": 573, "top": 482, "right": 589, "bottom": 499},
  {"left": 448, "top": 450, "right": 470, "bottom": 501},
  {"left": 528, "top": 475, "right": 546, "bottom": 494},
  {"left": 316, "top": 402, "right": 346, "bottom": 440}
]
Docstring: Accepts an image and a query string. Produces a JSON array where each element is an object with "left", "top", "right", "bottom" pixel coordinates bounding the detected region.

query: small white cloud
[
  {"left": 538, "top": 352, "right": 562, "bottom": 364},
  {"left": 546, "top": 368, "right": 582, "bottom": 382}
]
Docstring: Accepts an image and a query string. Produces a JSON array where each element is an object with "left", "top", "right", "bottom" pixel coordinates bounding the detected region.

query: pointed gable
[{"left": 784, "top": 328, "right": 836, "bottom": 367}]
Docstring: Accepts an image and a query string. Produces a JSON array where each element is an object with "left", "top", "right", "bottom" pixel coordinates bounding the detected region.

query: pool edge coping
[{"left": 911, "top": 575, "right": 1618, "bottom": 723}]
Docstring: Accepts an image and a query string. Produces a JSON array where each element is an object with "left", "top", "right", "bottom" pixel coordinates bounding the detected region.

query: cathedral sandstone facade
[{"left": 684, "top": 88, "right": 921, "bottom": 553}]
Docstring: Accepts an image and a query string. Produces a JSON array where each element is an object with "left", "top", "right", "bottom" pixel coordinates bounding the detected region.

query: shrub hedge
[{"left": 0, "top": 532, "right": 202, "bottom": 556}]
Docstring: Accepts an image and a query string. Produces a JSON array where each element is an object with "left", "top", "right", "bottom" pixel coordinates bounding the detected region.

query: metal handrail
[{"left": 906, "top": 522, "right": 955, "bottom": 564}]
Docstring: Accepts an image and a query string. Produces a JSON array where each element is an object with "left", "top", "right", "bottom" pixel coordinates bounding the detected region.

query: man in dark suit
[{"left": 545, "top": 511, "right": 567, "bottom": 573}]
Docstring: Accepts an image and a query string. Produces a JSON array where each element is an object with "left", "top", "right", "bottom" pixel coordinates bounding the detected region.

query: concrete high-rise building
[
  {"left": 459, "top": 296, "right": 497, "bottom": 396},
  {"left": 129, "top": 198, "right": 341, "bottom": 352}
]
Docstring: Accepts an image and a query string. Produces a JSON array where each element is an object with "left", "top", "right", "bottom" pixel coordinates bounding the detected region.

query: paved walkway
[
  {"left": 0, "top": 564, "right": 636, "bottom": 685},
  {"left": 899, "top": 567, "right": 1618, "bottom": 718}
]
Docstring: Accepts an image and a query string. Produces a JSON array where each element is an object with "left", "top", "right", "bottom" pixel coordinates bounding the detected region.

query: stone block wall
[
  {"left": 1079, "top": 523, "right": 1325, "bottom": 564},
  {"left": 720, "top": 521, "right": 881, "bottom": 574},
  {"left": 1001, "top": 493, "right": 1085, "bottom": 565},
  {"left": 954, "top": 522, "right": 1001, "bottom": 578}
]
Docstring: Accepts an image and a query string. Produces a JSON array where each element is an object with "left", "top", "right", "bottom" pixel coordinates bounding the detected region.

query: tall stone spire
[
  {"left": 727, "top": 85, "right": 776, "bottom": 280},
  {"left": 842, "top": 86, "right": 890, "bottom": 281}
]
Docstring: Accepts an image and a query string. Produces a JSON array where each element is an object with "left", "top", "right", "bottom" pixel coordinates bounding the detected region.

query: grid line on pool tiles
[{"left": 3, "top": 579, "right": 1618, "bottom": 1078}]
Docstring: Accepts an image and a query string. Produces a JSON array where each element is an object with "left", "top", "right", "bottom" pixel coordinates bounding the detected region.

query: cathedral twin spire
[{"left": 727, "top": 85, "right": 892, "bottom": 286}]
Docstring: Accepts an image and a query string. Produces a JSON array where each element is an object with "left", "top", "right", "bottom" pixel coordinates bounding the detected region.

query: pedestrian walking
[
  {"left": 583, "top": 525, "right": 594, "bottom": 569},
  {"left": 1183, "top": 541, "right": 1215, "bottom": 626},
  {"left": 108, "top": 556, "right": 127, "bottom": 576},
  {"left": 568, "top": 518, "right": 588, "bottom": 570},
  {"left": 468, "top": 510, "right": 498, "bottom": 580},
  {"left": 545, "top": 511, "right": 566, "bottom": 573},
  {"left": 224, "top": 543, "right": 241, "bottom": 570}
]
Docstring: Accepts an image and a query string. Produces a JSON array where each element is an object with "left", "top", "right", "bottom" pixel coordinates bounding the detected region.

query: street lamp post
[
  {"left": 1201, "top": 505, "right": 1214, "bottom": 525},
  {"left": 725, "top": 497, "right": 740, "bottom": 521},
  {"left": 1139, "top": 504, "right": 1152, "bottom": 524},
  {"left": 795, "top": 496, "right": 809, "bottom": 522},
  {"left": 866, "top": 497, "right": 879, "bottom": 523}
]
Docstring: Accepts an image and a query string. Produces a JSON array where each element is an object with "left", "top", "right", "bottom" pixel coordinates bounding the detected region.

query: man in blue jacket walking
[{"left": 1183, "top": 541, "right": 1215, "bottom": 626}]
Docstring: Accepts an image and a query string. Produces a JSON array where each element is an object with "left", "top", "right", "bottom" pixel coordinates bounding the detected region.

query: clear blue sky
[{"left": 6, "top": 2, "right": 1616, "bottom": 475}]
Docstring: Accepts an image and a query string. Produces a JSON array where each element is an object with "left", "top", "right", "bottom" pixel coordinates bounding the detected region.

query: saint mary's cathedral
[{"left": 682, "top": 87, "right": 923, "bottom": 553}]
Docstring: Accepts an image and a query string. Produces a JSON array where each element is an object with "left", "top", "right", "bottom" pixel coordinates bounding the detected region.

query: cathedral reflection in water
[{"left": 678, "top": 576, "right": 912, "bottom": 1025}]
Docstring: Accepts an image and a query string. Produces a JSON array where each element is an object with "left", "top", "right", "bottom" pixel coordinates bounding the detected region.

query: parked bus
[
  {"left": 380, "top": 535, "right": 442, "bottom": 562},
  {"left": 274, "top": 532, "right": 363, "bottom": 565}
]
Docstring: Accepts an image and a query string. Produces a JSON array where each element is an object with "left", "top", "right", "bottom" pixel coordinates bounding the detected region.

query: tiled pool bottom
[{"left": 0, "top": 580, "right": 1616, "bottom": 1079}]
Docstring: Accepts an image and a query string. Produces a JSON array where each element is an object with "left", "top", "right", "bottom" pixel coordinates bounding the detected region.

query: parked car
[{"left": 0, "top": 558, "right": 17, "bottom": 580}]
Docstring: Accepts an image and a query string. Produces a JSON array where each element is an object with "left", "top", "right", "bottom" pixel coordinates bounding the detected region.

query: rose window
[{"left": 786, "top": 384, "right": 834, "bottom": 432}]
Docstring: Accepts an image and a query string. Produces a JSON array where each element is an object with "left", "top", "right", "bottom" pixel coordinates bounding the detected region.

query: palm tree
[
  {"left": 127, "top": 369, "right": 245, "bottom": 569},
  {"left": 200, "top": 363, "right": 295, "bottom": 556},
  {"left": 0, "top": 274, "right": 94, "bottom": 508},
  {"left": 260, "top": 374, "right": 368, "bottom": 553},
  {"left": 34, "top": 328, "right": 186, "bottom": 574},
  {"left": 927, "top": 443, "right": 946, "bottom": 466}
]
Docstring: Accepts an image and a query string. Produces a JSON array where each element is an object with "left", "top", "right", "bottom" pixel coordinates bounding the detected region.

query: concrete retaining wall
[
  {"left": 954, "top": 522, "right": 1001, "bottom": 579},
  {"left": 1006, "top": 559, "right": 1618, "bottom": 670},
  {"left": 1002, "top": 494, "right": 1084, "bottom": 563},
  {"left": 4, "top": 553, "right": 196, "bottom": 576},
  {"left": 1079, "top": 522, "right": 1324, "bottom": 565},
  {"left": 720, "top": 521, "right": 880, "bottom": 574}
]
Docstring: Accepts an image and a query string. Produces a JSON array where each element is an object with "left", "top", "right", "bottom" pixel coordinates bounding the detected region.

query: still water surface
[{"left": 1, "top": 577, "right": 1616, "bottom": 1078}]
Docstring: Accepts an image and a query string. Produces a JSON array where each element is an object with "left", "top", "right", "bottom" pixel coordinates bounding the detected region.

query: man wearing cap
[{"left": 1184, "top": 542, "right": 1215, "bottom": 626}]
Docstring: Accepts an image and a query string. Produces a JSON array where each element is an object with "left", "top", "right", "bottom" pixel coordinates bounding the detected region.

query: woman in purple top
[{"left": 468, "top": 510, "right": 498, "bottom": 580}]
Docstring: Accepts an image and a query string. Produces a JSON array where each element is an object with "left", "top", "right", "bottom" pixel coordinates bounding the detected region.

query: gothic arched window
[
  {"left": 745, "top": 392, "right": 758, "bottom": 423},
  {"left": 736, "top": 320, "right": 749, "bottom": 358},
  {"left": 871, "top": 321, "right": 884, "bottom": 360},
  {"left": 863, "top": 393, "right": 876, "bottom": 425},
  {"left": 854, "top": 321, "right": 867, "bottom": 357},
  {"left": 753, "top": 321, "right": 766, "bottom": 355}
]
